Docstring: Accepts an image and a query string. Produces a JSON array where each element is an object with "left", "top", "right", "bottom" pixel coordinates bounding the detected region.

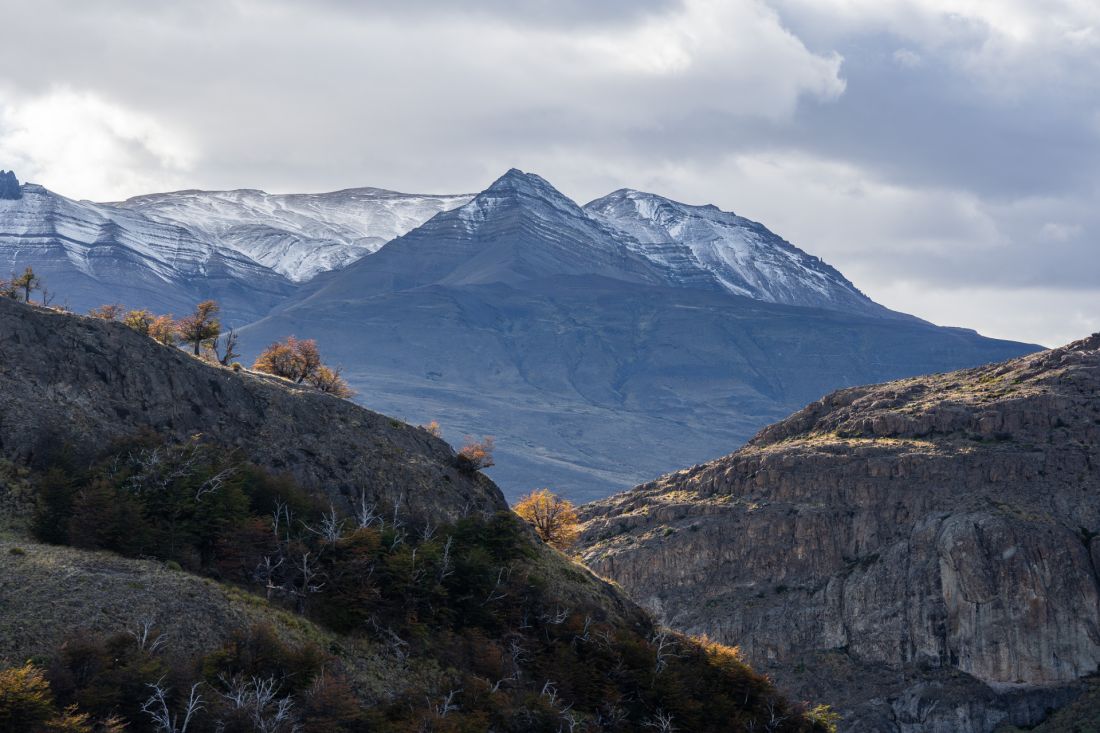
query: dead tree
[{"left": 142, "top": 679, "right": 205, "bottom": 733}]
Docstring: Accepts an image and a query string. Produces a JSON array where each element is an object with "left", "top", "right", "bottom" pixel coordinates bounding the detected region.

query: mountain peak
[
  {"left": 482, "top": 168, "right": 570, "bottom": 201},
  {"left": 457, "top": 168, "right": 589, "bottom": 226}
]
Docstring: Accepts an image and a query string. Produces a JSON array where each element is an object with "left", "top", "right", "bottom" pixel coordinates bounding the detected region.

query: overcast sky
[{"left": 1, "top": 0, "right": 1097, "bottom": 346}]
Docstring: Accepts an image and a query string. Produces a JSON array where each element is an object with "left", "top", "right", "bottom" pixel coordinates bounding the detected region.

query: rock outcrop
[
  {"left": 579, "top": 334, "right": 1100, "bottom": 731},
  {"left": 0, "top": 297, "right": 503, "bottom": 524}
]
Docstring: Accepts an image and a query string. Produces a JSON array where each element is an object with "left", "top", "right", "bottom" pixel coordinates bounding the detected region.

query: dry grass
[{"left": 0, "top": 536, "right": 436, "bottom": 702}]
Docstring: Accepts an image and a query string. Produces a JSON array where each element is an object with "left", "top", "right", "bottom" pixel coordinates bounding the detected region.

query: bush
[
  {"left": 456, "top": 436, "right": 495, "bottom": 471},
  {"left": 121, "top": 309, "right": 154, "bottom": 334},
  {"left": 87, "top": 304, "right": 124, "bottom": 321}
]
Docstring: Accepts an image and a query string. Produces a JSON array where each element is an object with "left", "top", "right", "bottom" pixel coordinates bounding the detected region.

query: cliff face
[
  {"left": 579, "top": 334, "right": 1100, "bottom": 731},
  {"left": 0, "top": 297, "right": 503, "bottom": 524}
]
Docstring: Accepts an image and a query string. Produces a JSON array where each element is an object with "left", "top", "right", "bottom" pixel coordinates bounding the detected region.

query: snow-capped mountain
[
  {"left": 244, "top": 169, "right": 1035, "bottom": 501},
  {"left": 117, "top": 187, "right": 472, "bottom": 282},
  {"left": 585, "top": 188, "right": 892, "bottom": 317},
  {"left": 0, "top": 183, "right": 294, "bottom": 321},
  {"left": 0, "top": 180, "right": 471, "bottom": 319}
]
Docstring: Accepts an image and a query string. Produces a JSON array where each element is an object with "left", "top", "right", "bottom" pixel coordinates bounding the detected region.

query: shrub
[
  {"left": 87, "top": 304, "right": 124, "bottom": 321},
  {"left": 121, "top": 309, "right": 154, "bottom": 334},
  {"left": 308, "top": 365, "right": 354, "bottom": 398},
  {"left": 456, "top": 436, "right": 495, "bottom": 472},
  {"left": 149, "top": 314, "right": 177, "bottom": 346},
  {"left": 253, "top": 336, "right": 321, "bottom": 383},
  {"left": 8, "top": 546, "right": 26, "bottom": 556},
  {"left": 422, "top": 420, "right": 443, "bottom": 438},
  {"left": 254, "top": 337, "right": 353, "bottom": 398},
  {"left": 513, "top": 489, "right": 580, "bottom": 551}
]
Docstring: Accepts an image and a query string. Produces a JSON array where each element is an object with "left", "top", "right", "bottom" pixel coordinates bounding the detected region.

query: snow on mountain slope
[
  {"left": 0, "top": 183, "right": 296, "bottom": 320},
  {"left": 586, "top": 189, "right": 896, "bottom": 317},
  {"left": 0, "top": 183, "right": 279, "bottom": 284},
  {"left": 117, "top": 187, "right": 473, "bottom": 281}
]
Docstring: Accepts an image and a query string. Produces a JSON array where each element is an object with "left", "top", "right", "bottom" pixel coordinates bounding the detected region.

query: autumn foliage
[
  {"left": 456, "top": 435, "right": 495, "bottom": 471},
  {"left": 253, "top": 336, "right": 353, "bottom": 397},
  {"left": 514, "top": 488, "right": 580, "bottom": 550},
  {"left": 176, "top": 299, "right": 221, "bottom": 355}
]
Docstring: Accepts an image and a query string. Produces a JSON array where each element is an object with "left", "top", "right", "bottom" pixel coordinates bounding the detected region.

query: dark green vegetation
[{"left": 3, "top": 432, "right": 835, "bottom": 732}]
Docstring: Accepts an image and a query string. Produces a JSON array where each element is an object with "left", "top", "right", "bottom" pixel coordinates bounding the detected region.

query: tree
[
  {"left": 456, "top": 436, "right": 495, "bottom": 472},
  {"left": 212, "top": 329, "right": 240, "bottom": 366},
  {"left": 88, "top": 304, "right": 124, "bottom": 321},
  {"left": 308, "top": 365, "right": 354, "bottom": 397},
  {"left": 253, "top": 337, "right": 322, "bottom": 384},
  {"left": 514, "top": 489, "right": 580, "bottom": 551},
  {"left": 150, "top": 315, "right": 177, "bottom": 346},
  {"left": 123, "top": 309, "right": 155, "bottom": 334},
  {"left": 0, "top": 662, "right": 92, "bottom": 732},
  {"left": 12, "top": 267, "right": 40, "bottom": 303},
  {"left": 176, "top": 300, "right": 221, "bottom": 355}
]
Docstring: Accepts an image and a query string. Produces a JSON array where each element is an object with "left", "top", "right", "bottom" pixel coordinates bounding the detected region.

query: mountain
[
  {"left": 0, "top": 297, "right": 831, "bottom": 732},
  {"left": 0, "top": 183, "right": 295, "bottom": 322},
  {"left": 577, "top": 334, "right": 1100, "bottom": 731},
  {"left": 0, "top": 179, "right": 470, "bottom": 320},
  {"left": 242, "top": 169, "right": 1038, "bottom": 501},
  {"left": 584, "top": 189, "right": 895, "bottom": 317},
  {"left": 116, "top": 186, "right": 472, "bottom": 281}
]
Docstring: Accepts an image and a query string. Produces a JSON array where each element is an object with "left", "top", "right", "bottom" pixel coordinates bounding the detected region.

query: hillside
[
  {"left": 0, "top": 298, "right": 831, "bottom": 732},
  {"left": 578, "top": 333, "right": 1100, "bottom": 731},
  {"left": 243, "top": 169, "right": 1038, "bottom": 501}
]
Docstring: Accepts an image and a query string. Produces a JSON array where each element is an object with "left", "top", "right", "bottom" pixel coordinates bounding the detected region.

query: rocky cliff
[{"left": 579, "top": 334, "right": 1100, "bottom": 731}]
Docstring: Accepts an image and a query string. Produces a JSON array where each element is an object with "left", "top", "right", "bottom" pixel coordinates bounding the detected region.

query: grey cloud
[{"left": 292, "top": 0, "right": 686, "bottom": 27}]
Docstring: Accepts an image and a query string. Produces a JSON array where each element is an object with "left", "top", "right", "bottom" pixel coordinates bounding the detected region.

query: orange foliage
[
  {"left": 456, "top": 436, "right": 495, "bottom": 471},
  {"left": 513, "top": 488, "right": 579, "bottom": 550},
  {"left": 87, "top": 304, "right": 124, "bottom": 321},
  {"left": 149, "top": 315, "right": 177, "bottom": 346}
]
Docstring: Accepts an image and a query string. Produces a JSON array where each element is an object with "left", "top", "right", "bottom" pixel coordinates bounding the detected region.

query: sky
[{"left": 0, "top": 0, "right": 1097, "bottom": 347}]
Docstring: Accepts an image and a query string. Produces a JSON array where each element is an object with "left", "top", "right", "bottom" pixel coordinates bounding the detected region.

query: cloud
[
  {"left": 0, "top": 87, "right": 195, "bottom": 200},
  {"left": 0, "top": 0, "right": 1096, "bottom": 346}
]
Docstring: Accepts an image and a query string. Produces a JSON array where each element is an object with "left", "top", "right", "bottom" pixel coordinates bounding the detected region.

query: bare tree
[
  {"left": 644, "top": 710, "right": 677, "bottom": 732},
  {"left": 490, "top": 638, "right": 527, "bottom": 693},
  {"left": 650, "top": 630, "right": 683, "bottom": 675},
  {"left": 218, "top": 674, "right": 300, "bottom": 733},
  {"left": 214, "top": 328, "right": 241, "bottom": 366},
  {"left": 127, "top": 619, "right": 169, "bottom": 653},
  {"left": 305, "top": 503, "right": 346, "bottom": 545},
  {"left": 194, "top": 465, "right": 236, "bottom": 501},
  {"left": 355, "top": 493, "right": 383, "bottom": 530},
  {"left": 764, "top": 697, "right": 788, "bottom": 733},
  {"left": 429, "top": 688, "right": 462, "bottom": 718},
  {"left": 438, "top": 536, "right": 454, "bottom": 581},
  {"left": 142, "top": 679, "right": 204, "bottom": 733},
  {"left": 370, "top": 618, "right": 410, "bottom": 664},
  {"left": 255, "top": 555, "right": 284, "bottom": 600},
  {"left": 293, "top": 551, "right": 325, "bottom": 612}
]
